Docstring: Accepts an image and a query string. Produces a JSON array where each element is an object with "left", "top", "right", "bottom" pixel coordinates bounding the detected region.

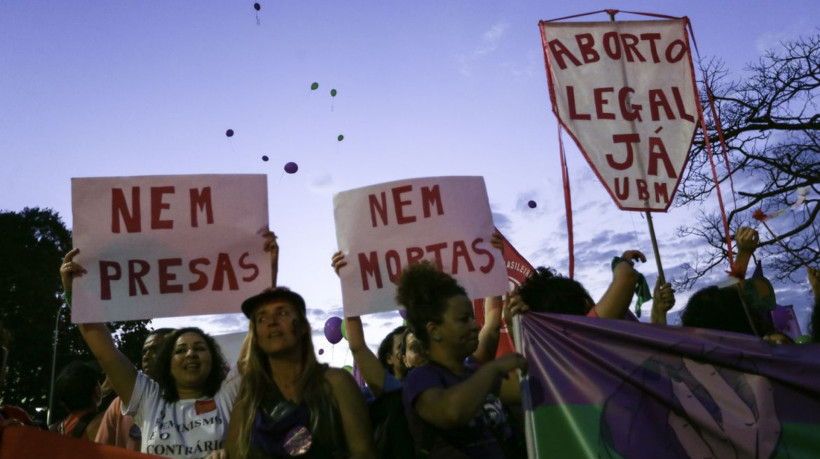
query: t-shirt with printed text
[{"left": 125, "top": 369, "right": 241, "bottom": 459}]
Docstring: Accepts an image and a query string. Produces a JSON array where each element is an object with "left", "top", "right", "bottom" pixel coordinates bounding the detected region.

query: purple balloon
[
  {"left": 527, "top": 200, "right": 537, "bottom": 209},
  {"left": 226, "top": 129, "right": 234, "bottom": 137},
  {"left": 262, "top": 155, "right": 269, "bottom": 162},
  {"left": 318, "top": 348, "right": 324, "bottom": 355},
  {"left": 324, "top": 316, "right": 343, "bottom": 344},
  {"left": 284, "top": 161, "right": 298, "bottom": 174},
  {"left": 399, "top": 308, "right": 408, "bottom": 320}
]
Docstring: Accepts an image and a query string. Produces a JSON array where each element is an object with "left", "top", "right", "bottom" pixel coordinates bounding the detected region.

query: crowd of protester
[{"left": 0, "top": 223, "right": 817, "bottom": 459}]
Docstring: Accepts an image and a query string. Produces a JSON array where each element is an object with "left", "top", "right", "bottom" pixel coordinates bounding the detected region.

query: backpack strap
[{"left": 70, "top": 411, "right": 98, "bottom": 438}]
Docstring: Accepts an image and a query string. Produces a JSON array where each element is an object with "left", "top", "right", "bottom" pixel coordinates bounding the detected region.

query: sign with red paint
[
  {"left": 333, "top": 176, "right": 507, "bottom": 317},
  {"left": 541, "top": 19, "right": 698, "bottom": 211},
  {"left": 473, "top": 230, "right": 535, "bottom": 357},
  {"left": 71, "top": 174, "right": 270, "bottom": 323}
]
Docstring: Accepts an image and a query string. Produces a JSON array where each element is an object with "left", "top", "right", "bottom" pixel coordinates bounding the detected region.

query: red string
[
  {"left": 558, "top": 124, "right": 575, "bottom": 279},
  {"left": 694, "top": 92, "right": 735, "bottom": 267},
  {"left": 540, "top": 20, "right": 575, "bottom": 279},
  {"left": 683, "top": 18, "right": 736, "bottom": 265},
  {"left": 704, "top": 82, "right": 738, "bottom": 209},
  {"left": 541, "top": 9, "right": 685, "bottom": 23}
]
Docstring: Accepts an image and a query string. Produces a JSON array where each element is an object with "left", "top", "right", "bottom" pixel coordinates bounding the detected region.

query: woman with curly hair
[
  {"left": 225, "top": 288, "right": 375, "bottom": 458},
  {"left": 397, "top": 260, "right": 527, "bottom": 458}
]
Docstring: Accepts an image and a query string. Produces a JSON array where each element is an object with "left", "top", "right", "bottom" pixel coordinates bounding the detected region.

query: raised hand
[
  {"left": 331, "top": 251, "right": 347, "bottom": 276},
  {"left": 60, "top": 248, "right": 87, "bottom": 293},
  {"left": 651, "top": 279, "right": 676, "bottom": 325}
]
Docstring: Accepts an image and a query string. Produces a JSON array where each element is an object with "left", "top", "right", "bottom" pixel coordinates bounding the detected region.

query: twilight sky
[{"left": 2, "top": 1, "right": 818, "bottom": 365}]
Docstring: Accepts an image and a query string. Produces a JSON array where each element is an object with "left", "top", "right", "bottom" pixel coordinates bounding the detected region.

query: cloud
[
  {"left": 491, "top": 211, "right": 512, "bottom": 232},
  {"left": 476, "top": 23, "right": 509, "bottom": 56},
  {"left": 755, "top": 19, "right": 812, "bottom": 54},
  {"left": 307, "top": 173, "right": 335, "bottom": 193},
  {"left": 458, "top": 22, "right": 509, "bottom": 75}
]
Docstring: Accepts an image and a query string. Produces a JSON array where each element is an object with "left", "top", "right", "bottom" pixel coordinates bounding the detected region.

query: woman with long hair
[
  {"left": 397, "top": 260, "right": 527, "bottom": 458},
  {"left": 226, "top": 288, "right": 375, "bottom": 458}
]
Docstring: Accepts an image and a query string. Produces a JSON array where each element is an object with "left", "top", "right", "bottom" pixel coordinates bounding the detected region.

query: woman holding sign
[
  {"left": 397, "top": 260, "right": 527, "bottom": 458},
  {"left": 60, "top": 231, "right": 279, "bottom": 459},
  {"left": 224, "top": 287, "right": 376, "bottom": 458}
]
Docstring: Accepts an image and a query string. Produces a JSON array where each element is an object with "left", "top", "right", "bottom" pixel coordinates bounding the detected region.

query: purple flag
[
  {"left": 771, "top": 304, "right": 802, "bottom": 340},
  {"left": 518, "top": 313, "right": 820, "bottom": 457}
]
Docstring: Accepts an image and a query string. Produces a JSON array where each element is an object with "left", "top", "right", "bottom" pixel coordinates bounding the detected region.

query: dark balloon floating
[
  {"left": 310, "top": 82, "right": 319, "bottom": 90},
  {"left": 528, "top": 200, "right": 537, "bottom": 208},
  {"left": 262, "top": 155, "right": 269, "bottom": 162},
  {"left": 330, "top": 89, "right": 337, "bottom": 97},
  {"left": 337, "top": 134, "right": 344, "bottom": 141},
  {"left": 253, "top": 2, "right": 260, "bottom": 11},
  {"left": 284, "top": 162, "right": 298, "bottom": 174},
  {"left": 226, "top": 129, "right": 234, "bottom": 137},
  {"left": 318, "top": 348, "right": 324, "bottom": 355}
]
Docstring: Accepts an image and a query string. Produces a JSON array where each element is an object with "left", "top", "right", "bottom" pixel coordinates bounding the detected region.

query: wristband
[{"left": 611, "top": 256, "right": 634, "bottom": 272}]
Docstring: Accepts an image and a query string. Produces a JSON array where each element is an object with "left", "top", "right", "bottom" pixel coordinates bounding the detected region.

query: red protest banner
[
  {"left": 473, "top": 229, "right": 535, "bottom": 357},
  {"left": 541, "top": 19, "right": 699, "bottom": 211}
]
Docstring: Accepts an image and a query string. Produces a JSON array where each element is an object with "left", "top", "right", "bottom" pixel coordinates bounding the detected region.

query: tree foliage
[
  {"left": 674, "top": 32, "right": 820, "bottom": 289},
  {"left": 0, "top": 208, "right": 152, "bottom": 425}
]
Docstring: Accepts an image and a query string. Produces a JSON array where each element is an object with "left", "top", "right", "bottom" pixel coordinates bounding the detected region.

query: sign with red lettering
[
  {"left": 473, "top": 230, "right": 535, "bottom": 357},
  {"left": 70, "top": 174, "right": 270, "bottom": 323},
  {"left": 541, "top": 19, "right": 698, "bottom": 211},
  {"left": 333, "top": 176, "right": 507, "bottom": 316}
]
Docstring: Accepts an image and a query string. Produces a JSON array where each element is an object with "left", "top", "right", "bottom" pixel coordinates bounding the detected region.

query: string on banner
[{"left": 558, "top": 125, "right": 575, "bottom": 280}]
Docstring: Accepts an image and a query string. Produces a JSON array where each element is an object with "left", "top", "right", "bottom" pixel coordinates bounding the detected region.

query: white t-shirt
[{"left": 124, "top": 369, "right": 241, "bottom": 458}]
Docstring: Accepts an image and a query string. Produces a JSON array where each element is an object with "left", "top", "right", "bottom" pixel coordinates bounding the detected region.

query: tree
[
  {"left": 674, "top": 32, "right": 820, "bottom": 289},
  {"left": 0, "top": 208, "right": 152, "bottom": 425}
]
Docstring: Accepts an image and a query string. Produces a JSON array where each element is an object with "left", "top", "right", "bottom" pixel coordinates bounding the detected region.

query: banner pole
[{"left": 645, "top": 211, "right": 665, "bottom": 284}]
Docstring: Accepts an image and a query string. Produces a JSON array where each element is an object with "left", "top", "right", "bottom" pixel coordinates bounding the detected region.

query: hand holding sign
[
  {"left": 60, "top": 248, "right": 87, "bottom": 295},
  {"left": 71, "top": 174, "right": 270, "bottom": 323}
]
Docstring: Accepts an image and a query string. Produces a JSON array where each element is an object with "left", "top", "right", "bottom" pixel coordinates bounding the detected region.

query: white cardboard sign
[
  {"left": 333, "top": 176, "right": 507, "bottom": 317},
  {"left": 71, "top": 174, "right": 270, "bottom": 323},
  {"left": 542, "top": 19, "right": 698, "bottom": 211}
]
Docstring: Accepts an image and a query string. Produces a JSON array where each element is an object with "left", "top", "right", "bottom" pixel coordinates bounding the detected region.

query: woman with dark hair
[
  {"left": 225, "top": 287, "right": 375, "bottom": 458},
  {"left": 399, "top": 328, "right": 428, "bottom": 371},
  {"left": 51, "top": 360, "right": 104, "bottom": 440},
  {"left": 397, "top": 260, "right": 527, "bottom": 458},
  {"left": 61, "top": 246, "right": 263, "bottom": 459}
]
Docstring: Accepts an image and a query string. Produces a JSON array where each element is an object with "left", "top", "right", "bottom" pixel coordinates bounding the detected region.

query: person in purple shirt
[{"left": 396, "top": 260, "right": 527, "bottom": 458}]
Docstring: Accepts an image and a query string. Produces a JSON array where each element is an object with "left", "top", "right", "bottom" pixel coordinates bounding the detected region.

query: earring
[{"left": 432, "top": 333, "right": 442, "bottom": 342}]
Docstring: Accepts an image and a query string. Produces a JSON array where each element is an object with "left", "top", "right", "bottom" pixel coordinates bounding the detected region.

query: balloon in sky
[
  {"left": 310, "top": 82, "right": 319, "bottom": 90},
  {"left": 318, "top": 348, "right": 324, "bottom": 355},
  {"left": 342, "top": 365, "right": 353, "bottom": 374},
  {"left": 284, "top": 162, "right": 298, "bottom": 174},
  {"left": 253, "top": 2, "right": 261, "bottom": 11},
  {"left": 341, "top": 320, "right": 348, "bottom": 341},
  {"left": 226, "top": 129, "right": 234, "bottom": 138},
  {"left": 324, "top": 316, "right": 343, "bottom": 344},
  {"left": 399, "top": 308, "right": 408, "bottom": 320},
  {"left": 337, "top": 134, "right": 344, "bottom": 142},
  {"left": 528, "top": 200, "right": 537, "bottom": 209},
  {"left": 262, "top": 155, "right": 269, "bottom": 162},
  {"left": 330, "top": 89, "right": 337, "bottom": 97}
]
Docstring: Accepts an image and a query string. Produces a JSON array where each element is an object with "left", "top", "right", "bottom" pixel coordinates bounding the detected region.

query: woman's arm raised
[
  {"left": 62, "top": 249, "right": 138, "bottom": 407},
  {"left": 414, "top": 353, "right": 527, "bottom": 430}
]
